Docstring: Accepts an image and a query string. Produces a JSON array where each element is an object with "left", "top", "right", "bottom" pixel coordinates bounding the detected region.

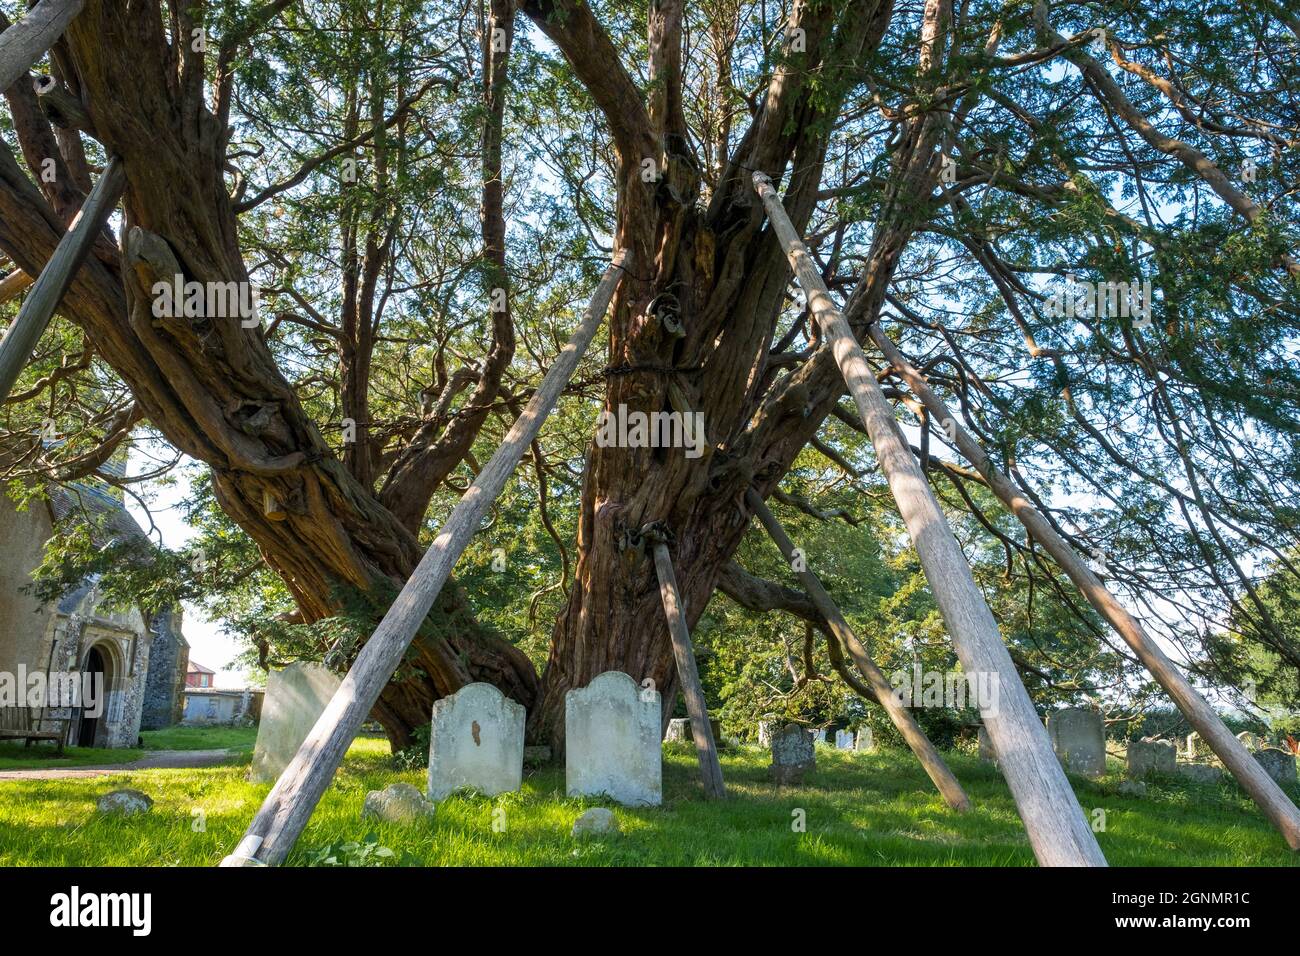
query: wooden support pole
[
  {"left": 0, "top": 156, "right": 123, "bottom": 402},
  {"left": 867, "top": 325, "right": 1300, "bottom": 850},
  {"left": 0, "top": 268, "right": 32, "bottom": 304},
  {"left": 0, "top": 0, "right": 84, "bottom": 94},
  {"left": 222, "top": 253, "right": 629, "bottom": 867},
  {"left": 650, "top": 538, "right": 727, "bottom": 800},
  {"left": 753, "top": 172, "right": 1106, "bottom": 866},
  {"left": 745, "top": 488, "right": 971, "bottom": 813}
]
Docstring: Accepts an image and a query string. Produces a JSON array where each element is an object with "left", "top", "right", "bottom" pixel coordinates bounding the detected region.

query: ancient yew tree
[{"left": 2, "top": 0, "right": 1298, "bottom": 766}]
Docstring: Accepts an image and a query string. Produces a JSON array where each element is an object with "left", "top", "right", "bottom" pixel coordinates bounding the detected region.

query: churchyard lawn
[
  {"left": 0, "top": 726, "right": 257, "bottom": 771},
  {"left": 1, "top": 740, "right": 1297, "bottom": 866}
]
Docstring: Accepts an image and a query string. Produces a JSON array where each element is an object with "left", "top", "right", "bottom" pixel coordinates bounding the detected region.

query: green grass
[
  {"left": 0, "top": 726, "right": 257, "bottom": 771},
  {"left": 1, "top": 739, "right": 1297, "bottom": 866},
  {"left": 0, "top": 742, "right": 144, "bottom": 770},
  {"left": 139, "top": 726, "right": 258, "bottom": 752}
]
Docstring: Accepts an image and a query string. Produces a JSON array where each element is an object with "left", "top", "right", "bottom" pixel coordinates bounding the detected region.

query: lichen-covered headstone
[
  {"left": 363, "top": 783, "right": 435, "bottom": 824},
  {"left": 770, "top": 723, "right": 815, "bottom": 785},
  {"left": 834, "top": 730, "right": 854, "bottom": 750},
  {"left": 855, "top": 726, "right": 874, "bottom": 752},
  {"left": 250, "top": 662, "right": 342, "bottom": 783},
  {"left": 1253, "top": 749, "right": 1298, "bottom": 787},
  {"left": 96, "top": 788, "right": 152, "bottom": 815},
  {"left": 1126, "top": 737, "right": 1175, "bottom": 778},
  {"left": 565, "top": 671, "right": 662, "bottom": 807},
  {"left": 1176, "top": 762, "right": 1223, "bottom": 785},
  {"left": 427, "top": 682, "right": 524, "bottom": 800},
  {"left": 758, "top": 720, "right": 777, "bottom": 748},
  {"left": 1047, "top": 707, "right": 1105, "bottom": 778}
]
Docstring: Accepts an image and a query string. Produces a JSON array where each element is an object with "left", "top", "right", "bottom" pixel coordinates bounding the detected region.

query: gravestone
[
  {"left": 1253, "top": 749, "right": 1298, "bottom": 787},
  {"left": 770, "top": 724, "right": 815, "bottom": 785},
  {"left": 565, "top": 671, "right": 662, "bottom": 807},
  {"left": 977, "top": 725, "right": 996, "bottom": 763},
  {"left": 250, "top": 662, "right": 342, "bottom": 783},
  {"left": 1127, "top": 737, "right": 1175, "bottom": 778},
  {"left": 1047, "top": 707, "right": 1106, "bottom": 778},
  {"left": 1235, "top": 731, "right": 1258, "bottom": 751},
  {"left": 835, "top": 730, "right": 854, "bottom": 750},
  {"left": 1185, "top": 731, "right": 1202, "bottom": 759},
  {"left": 813, "top": 728, "right": 828, "bottom": 745},
  {"left": 1176, "top": 763, "right": 1223, "bottom": 785},
  {"left": 758, "top": 720, "right": 777, "bottom": 748},
  {"left": 363, "top": 783, "right": 435, "bottom": 824},
  {"left": 427, "top": 682, "right": 525, "bottom": 801},
  {"left": 666, "top": 716, "right": 723, "bottom": 745},
  {"left": 855, "top": 726, "right": 874, "bottom": 752}
]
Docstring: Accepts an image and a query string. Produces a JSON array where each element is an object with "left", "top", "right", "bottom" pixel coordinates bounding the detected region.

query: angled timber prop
[
  {"left": 0, "top": 0, "right": 84, "bottom": 94},
  {"left": 743, "top": 489, "right": 971, "bottom": 813},
  {"left": 863, "top": 327, "right": 1300, "bottom": 850},
  {"left": 0, "top": 155, "right": 123, "bottom": 400},
  {"left": 222, "top": 253, "right": 629, "bottom": 866},
  {"left": 752, "top": 171, "right": 1108, "bottom": 867},
  {"left": 645, "top": 522, "right": 726, "bottom": 800}
]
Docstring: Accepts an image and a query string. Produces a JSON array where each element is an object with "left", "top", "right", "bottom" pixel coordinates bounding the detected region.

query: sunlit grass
[{"left": 0, "top": 739, "right": 1296, "bottom": 866}]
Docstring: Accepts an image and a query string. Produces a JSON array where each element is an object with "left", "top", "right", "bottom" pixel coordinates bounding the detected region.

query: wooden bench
[{"left": 0, "top": 706, "right": 71, "bottom": 754}]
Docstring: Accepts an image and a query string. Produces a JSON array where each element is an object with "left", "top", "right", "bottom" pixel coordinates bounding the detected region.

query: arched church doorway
[{"left": 77, "top": 644, "right": 112, "bottom": 747}]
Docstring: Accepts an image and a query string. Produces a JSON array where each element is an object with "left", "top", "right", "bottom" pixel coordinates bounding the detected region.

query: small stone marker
[
  {"left": 1176, "top": 763, "right": 1223, "bottom": 785},
  {"left": 427, "top": 682, "right": 525, "bottom": 801},
  {"left": 250, "top": 662, "right": 343, "bottom": 783},
  {"left": 1253, "top": 749, "right": 1297, "bottom": 788},
  {"left": 1047, "top": 707, "right": 1106, "bottom": 778},
  {"left": 665, "top": 717, "right": 690, "bottom": 742},
  {"left": 855, "top": 726, "right": 874, "bottom": 752},
  {"left": 96, "top": 788, "right": 152, "bottom": 815},
  {"left": 1116, "top": 779, "right": 1147, "bottom": 798},
  {"left": 1127, "top": 737, "right": 1175, "bottom": 778},
  {"left": 770, "top": 723, "right": 815, "bottom": 785},
  {"left": 565, "top": 671, "right": 662, "bottom": 807},
  {"left": 835, "top": 729, "right": 854, "bottom": 750},
  {"left": 977, "top": 725, "right": 996, "bottom": 763},
  {"left": 363, "top": 783, "right": 435, "bottom": 824},
  {"left": 572, "top": 807, "right": 619, "bottom": 837}
]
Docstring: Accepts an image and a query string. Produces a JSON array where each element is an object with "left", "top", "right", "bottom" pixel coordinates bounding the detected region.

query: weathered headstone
[
  {"left": 250, "top": 662, "right": 343, "bottom": 783},
  {"left": 1047, "top": 707, "right": 1106, "bottom": 778},
  {"left": 1176, "top": 762, "right": 1223, "bottom": 785},
  {"left": 1235, "top": 731, "right": 1258, "bottom": 751},
  {"left": 813, "top": 728, "right": 828, "bottom": 745},
  {"left": 1253, "top": 749, "right": 1298, "bottom": 788},
  {"left": 665, "top": 717, "right": 690, "bottom": 742},
  {"left": 770, "top": 723, "right": 815, "bottom": 785},
  {"left": 834, "top": 729, "right": 854, "bottom": 750},
  {"left": 565, "top": 671, "right": 662, "bottom": 807},
  {"left": 96, "top": 788, "right": 152, "bottom": 815},
  {"left": 665, "top": 716, "right": 722, "bottom": 744},
  {"left": 758, "top": 719, "right": 777, "bottom": 748},
  {"left": 572, "top": 807, "right": 619, "bottom": 837},
  {"left": 363, "top": 783, "right": 435, "bottom": 824},
  {"left": 427, "top": 682, "right": 525, "bottom": 800},
  {"left": 977, "top": 725, "right": 996, "bottom": 763},
  {"left": 1127, "top": 737, "right": 1176, "bottom": 778},
  {"left": 855, "top": 726, "right": 875, "bottom": 752},
  {"left": 1185, "top": 731, "right": 1202, "bottom": 759}
]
